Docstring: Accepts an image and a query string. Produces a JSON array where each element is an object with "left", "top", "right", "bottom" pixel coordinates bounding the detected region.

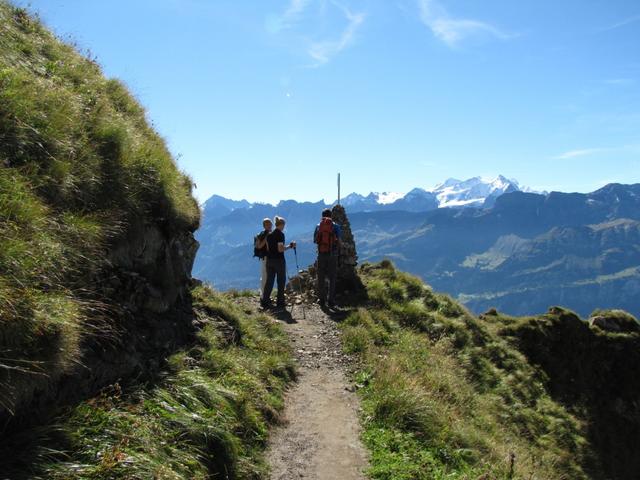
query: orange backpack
[{"left": 316, "top": 217, "right": 337, "bottom": 253}]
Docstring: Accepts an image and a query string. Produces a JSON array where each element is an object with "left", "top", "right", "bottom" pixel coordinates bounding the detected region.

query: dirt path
[{"left": 265, "top": 302, "right": 368, "bottom": 480}]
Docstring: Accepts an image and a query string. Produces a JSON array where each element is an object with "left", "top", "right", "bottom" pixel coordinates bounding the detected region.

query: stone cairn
[{"left": 287, "top": 204, "right": 365, "bottom": 304}]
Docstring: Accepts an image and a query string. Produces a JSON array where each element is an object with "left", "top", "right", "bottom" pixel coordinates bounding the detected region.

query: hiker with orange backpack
[{"left": 313, "top": 208, "right": 342, "bottom": 309}]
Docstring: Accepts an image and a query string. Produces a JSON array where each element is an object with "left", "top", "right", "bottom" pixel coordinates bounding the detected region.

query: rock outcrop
[
  {"left": 287, "top": 204, "right": 364, "bottom": 302},
  {"left": 331, "top": 204, "right": 365, "bottom": 294},
  {"left": 3, "top": 218, "right": 200, "bottom": 427},
  {"left": 501, "top": 307, "right": 640, "bottom": 479},
  {"left": 588, "top": 310, "right": 640, "bottom": 334}
]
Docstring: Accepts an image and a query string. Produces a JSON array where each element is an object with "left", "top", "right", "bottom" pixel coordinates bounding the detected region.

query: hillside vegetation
[
  {"left": 2, "top": 3, "right": 638, "bottom": 480},
  {"left": 0, "top": 4, "right": 297, "bottom": 477},
  {"left": 342, "top": 261, "right": 640, "bottom": 480},
  {"left": 0, "top": 1, "right": 199, "bottom": 417},
  {"left": 3, "top": 286, "right": 295, "bottom": 479}
]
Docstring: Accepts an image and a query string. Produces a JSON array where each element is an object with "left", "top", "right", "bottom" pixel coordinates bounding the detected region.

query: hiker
[
  {"left": 254, "top": 217, "right": 273, "bottom": 296},
  {"left": 261, "top": 216, "right": 296, "bottom": 309},
  {"left": 314, "top": 208, "right": 342, "bottom": 308}
]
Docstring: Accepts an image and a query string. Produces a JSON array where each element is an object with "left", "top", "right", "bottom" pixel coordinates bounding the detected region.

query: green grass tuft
[
  {"left": 13, "top": 286, "right": 295, "bottom": 479},
  {"left": 346, "top": 262, "right": 593, "bottom": 479}
]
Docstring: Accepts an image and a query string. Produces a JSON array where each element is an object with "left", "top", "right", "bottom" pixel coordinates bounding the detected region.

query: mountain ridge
[
  {"left": 195, "top": 183, "right": 640, "bottom": 318},
  {"left": 205, "top": 175, "right": 539, "bottom": 215}
]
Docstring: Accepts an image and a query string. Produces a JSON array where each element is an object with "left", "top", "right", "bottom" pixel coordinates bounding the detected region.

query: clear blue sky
[{"left": 19, "top": 0, "right": 640, "bottom": 204}]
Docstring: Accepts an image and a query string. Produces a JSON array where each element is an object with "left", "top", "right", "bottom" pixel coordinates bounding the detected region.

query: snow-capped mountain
[
  {"left": 201, "top": 176, "right": 532, "bottom": 219},
  {"left": 340, "top": 175, "right": 524, "bottom": 212},
  {"left": 433, "top": 175, "right": 521, "bottom": 209},
  {"left": 341, "top": 191, "right": 404, "bottom": 207}
]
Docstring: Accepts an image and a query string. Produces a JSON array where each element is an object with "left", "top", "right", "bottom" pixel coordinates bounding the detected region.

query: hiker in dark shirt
[
  {"left": 254, "top": 217, "right": 272, "bottom": 297},
  {"left": 261, "top": 216, "right": 296, "bottom": 309},
  {"left": 314, "top": 208, "right": 342, "bottom": 308}
]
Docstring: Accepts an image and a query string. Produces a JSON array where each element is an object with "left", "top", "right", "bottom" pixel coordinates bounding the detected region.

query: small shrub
[
  {"left": 226, "top": 289, "right": 257, "bottom": 299},
  {"left": 370, "top": 310, "right": 395, "bottom": 333},
  {"left": 386, "top": 280, "right": 405, "bottom": 303},
  {"left": 379, "top": 259, "right": 395, "bottom": 270},
  {"left": 342, "top": 326, "right": 372, "bottom": 354},
  {"left": 371, "top": 366, "right": 443, "bottom": 439},
  {"left": 423, "top": 290, "right": 439, "bottom": 311},
  {"left": 437, "top": 294, "right": 465, "bottom": 318},
  {"left": 396, "top": 271, "right": 425, "bottom": 299},
  {"left": 368, "top": 279, "right": 389, "bottom": 307},
  {"left": 343, "top": 309, "right": 391, "bottom": 347},
  {"left": 391, "top": 302, "right": 432, "bottom": 332}
]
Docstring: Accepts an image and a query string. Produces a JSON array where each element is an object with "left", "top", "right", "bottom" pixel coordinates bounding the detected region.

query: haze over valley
[{"left": 196, "top": 177, "right": 640, "bottom": 318}]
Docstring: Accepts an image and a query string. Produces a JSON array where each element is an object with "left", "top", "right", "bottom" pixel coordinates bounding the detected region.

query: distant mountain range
[
  {"left": 350, "top": 184, "right": 640, "bottom": 318},
  {"left": 194, "top": 176, "right": 528, "bottom": 282},
  {"left": 202, "top": 176, "right": 533, "bottom": 218},
  {"left": 194, "top": 178, "right": 640, "bottom": 318}
]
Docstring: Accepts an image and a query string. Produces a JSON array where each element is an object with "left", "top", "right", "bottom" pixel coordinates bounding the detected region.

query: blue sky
[{"left": 20, "top": 0, "right": 640, "bottom": 204}]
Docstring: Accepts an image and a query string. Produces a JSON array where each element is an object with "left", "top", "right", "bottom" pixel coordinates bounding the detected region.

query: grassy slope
[
  {"left": 0, "top": 2, "right": 199, "bottom": 414},
  {"left": 5, "top": 286, "right": 294, "bottom": 479},
  {"left": 0, "top": 5, "right": 297, "bottom": 477},
  {"left": 497, "top": 307, "right": 640, "bottom": 479},
  {"left": 342, "top": 261, "right": 596, "bottom": 480}
]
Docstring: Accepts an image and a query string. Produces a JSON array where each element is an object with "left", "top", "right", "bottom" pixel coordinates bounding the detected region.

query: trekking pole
[
  {"left": 285, "top": 259, "right": 297, "bottom": 317},
  {"left": 293, "top": 247, "right": 306, "bottom": 320}
]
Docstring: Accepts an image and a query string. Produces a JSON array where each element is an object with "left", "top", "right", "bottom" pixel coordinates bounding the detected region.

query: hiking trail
[{"left": 263, "top": 301, "right": 368, "bottom": 480}]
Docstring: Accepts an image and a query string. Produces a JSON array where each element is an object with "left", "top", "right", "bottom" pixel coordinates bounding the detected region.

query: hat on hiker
[
  {"left": 274, "top": 216, "right": 286, "bottom": 226},
  {"left": 263, "top": 217, "right": 272, "bottom": 227}
]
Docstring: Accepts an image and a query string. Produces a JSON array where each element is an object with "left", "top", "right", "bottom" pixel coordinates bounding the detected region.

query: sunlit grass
[
  {"left": 343, "top": 261, "right": 592, "bottom": 479},
  {"left": 0, "top": 0, "right": 199, "bottom": 418}
]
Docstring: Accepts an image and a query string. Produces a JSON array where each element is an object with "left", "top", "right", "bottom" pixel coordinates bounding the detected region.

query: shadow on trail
[
  {"left": 320, "top": 305, "right": 351, "bottom": 322},
  {"left": 273, "top": 308, "right": 297, "bottom": 324}
]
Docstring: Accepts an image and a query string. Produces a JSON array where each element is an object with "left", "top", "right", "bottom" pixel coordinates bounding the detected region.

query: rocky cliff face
[
  {"left": 3, "top": 218, "right": 200, "bottom": 427},
  {"left": 107, "top": 220, "right": 199, "bottom": 315}
]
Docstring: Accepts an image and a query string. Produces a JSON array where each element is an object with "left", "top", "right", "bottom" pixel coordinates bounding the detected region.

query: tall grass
[
  {"left": 4, "top": 286, "right": 295, "bottom": 479},
  {"left": 0, "top": 1, "right": 199, "bottom": 416},
  {"left": 344, "top": 261, "right": 593, "bottom": 479}
]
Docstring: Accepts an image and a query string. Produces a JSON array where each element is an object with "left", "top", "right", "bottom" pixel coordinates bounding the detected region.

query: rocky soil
[{"left": 257, "top": 299, "right": 369, "bottom": 480}]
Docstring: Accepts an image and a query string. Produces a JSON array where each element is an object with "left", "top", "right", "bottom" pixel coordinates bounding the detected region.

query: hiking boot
[{"left": 260, "top": 300, "right": 274, "bottom": 310}]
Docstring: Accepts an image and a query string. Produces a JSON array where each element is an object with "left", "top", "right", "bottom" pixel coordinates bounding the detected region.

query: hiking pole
[
  {"left": 293, "top": 247, "right": 306, "bottom": 320},
  {"left": 285, "top": 259, "right": 297, "bottom": 317}
]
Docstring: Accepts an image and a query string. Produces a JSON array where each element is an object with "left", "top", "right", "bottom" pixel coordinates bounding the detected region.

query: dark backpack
[
  {"left": 253, "top": 231, "right": 268, "bottom": 258},
  {"left": 316, "top": 218, "right": 337, "bottom": 254}
]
